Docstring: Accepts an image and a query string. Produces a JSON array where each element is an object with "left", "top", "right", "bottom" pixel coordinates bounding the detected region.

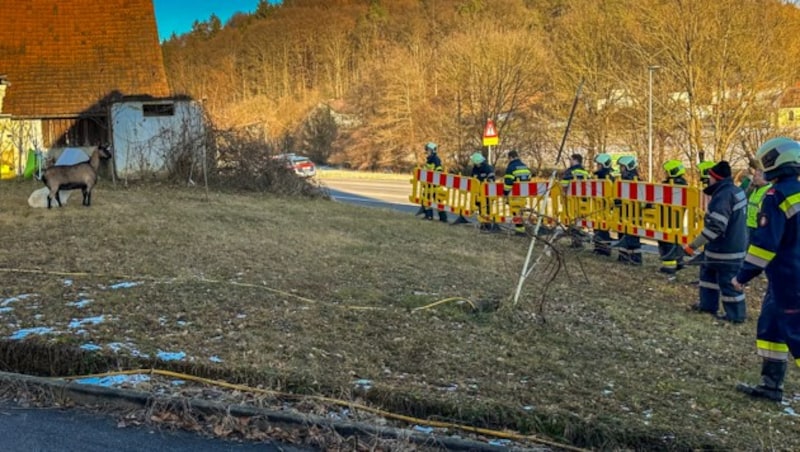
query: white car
[{"left": 274, "top": 154, "right": 317, "bottom": 178}]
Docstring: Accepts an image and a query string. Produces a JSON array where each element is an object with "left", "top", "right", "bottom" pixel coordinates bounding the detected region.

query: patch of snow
[
  {"left": 80, "top": 343, "right": 102, "bottom": 351},
  {"left": 209, "top": 356, "right": 223, "bottom": 363},
  {"left": 2, "top": 294, "right": 35, "bottom": 307},
  {"left": 74, "top": 374, "right": 150, "bottom": 387},
  {"left": 68, "top": 315, "right": 105, "bottom": 329},
  {"left": 354, "top": 379, "right": 373, "bottom": 390},
  {"left": 108, "top": 282, "right": 142, "bottom": 290},
  {"left": 412, "top": 425, "right": 434, "bottom": 434},
  {"left": 9, "top": 327, "right": 54, "bottom": 340},
  {"left": 63, "top": 279, "right": 73, "bottom": 287},
  {"left": 66, "top": 299, "right": 93, "bottom": 309},
  {"left": 0, "top": 307, "right": 13, "bottom": 314},
  {"left": 488, "top": 439, "right": 511, "bottom": 447},
  {"left": 157, "top": 351, "right": 186, "bottom": 361}
]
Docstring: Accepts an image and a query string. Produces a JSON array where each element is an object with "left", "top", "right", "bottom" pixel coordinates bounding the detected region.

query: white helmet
[
  {"left": 757, "top": 137, "right": 800, "bottom": 179},
  {"left": 594, "top": 153, "right": 612, "bottom": 169},
  {"left": 617, "top": 156, "right": 637, "bottom": 172},
  {"left": 470, "top": 152, "right": 486, "bottom": 165}
]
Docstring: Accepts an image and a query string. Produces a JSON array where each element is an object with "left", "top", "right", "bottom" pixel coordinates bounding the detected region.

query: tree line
[{"left": 161, "top": 0, "right": 800, "bottom": 177}]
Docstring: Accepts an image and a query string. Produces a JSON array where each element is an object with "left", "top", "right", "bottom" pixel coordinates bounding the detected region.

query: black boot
[
  {"left": 438, "top": 211, "right": 448, "bottom": 223},
  {"left": 736, "top": 359, "right": 787, "bottom": 402}
]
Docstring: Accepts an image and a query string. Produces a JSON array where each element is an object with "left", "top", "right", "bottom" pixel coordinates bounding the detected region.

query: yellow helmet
[
  {"left": 697, "top": 161, "right": 715, "bottom": 179},
  {"left": 663, "top": 159, "right": 686, "bottom": 178}
]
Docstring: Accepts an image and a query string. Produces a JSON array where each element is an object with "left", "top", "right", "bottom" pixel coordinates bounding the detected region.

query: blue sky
[{"left": 152, "top": 0, "right": 274, "bottom": 41}]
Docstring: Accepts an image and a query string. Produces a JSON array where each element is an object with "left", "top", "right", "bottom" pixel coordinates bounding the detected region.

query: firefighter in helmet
[
  {"left": 659, "top": 160, "right": 689, "bottom": 274},
  {"left": 592, "top": 153, "right": 614, "bottom": 256},
  {"left": 469, "top": 152, "right": 498, "bottom": 231},
  {"left": 614, "top": 156, "right": 643, "bottom": 265},
  {"left": 421, "top": 142, "right": 448, "bottom": 222},
  {"left": 733, "top": 137, "right": 800, "bottom": 401},
  {"left": 504, "top": 150, "right": 533, "bottom": 235}
]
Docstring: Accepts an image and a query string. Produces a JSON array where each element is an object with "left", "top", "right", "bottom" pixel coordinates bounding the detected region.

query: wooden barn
[{"left": 0, "top": 0, "right": 201, "bottom": 179}]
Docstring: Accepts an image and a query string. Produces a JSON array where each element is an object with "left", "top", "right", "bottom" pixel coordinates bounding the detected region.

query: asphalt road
[
  {"left": 0, "top": 401, "right": 303, "bottom": 452},
  {"left": 321, "top": 177, "right": 419, "bottom": 214}
]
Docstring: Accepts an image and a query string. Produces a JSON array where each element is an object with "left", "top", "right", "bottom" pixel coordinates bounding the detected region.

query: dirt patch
[{"left": 1, "top": 180, "right": 797, "bottom": 450}]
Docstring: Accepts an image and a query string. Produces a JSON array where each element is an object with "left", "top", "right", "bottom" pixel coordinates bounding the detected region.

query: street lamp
[{"left": 648, "top": 65, "right": 661, "bottom": 182}]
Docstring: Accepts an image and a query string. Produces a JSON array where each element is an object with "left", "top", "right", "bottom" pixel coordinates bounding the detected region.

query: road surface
[
  {"left": 0, "top": 400, "right": 304, "bottom": 452},
  {"left": 321, "top": 177, "right": 419, "bottom": 214}
]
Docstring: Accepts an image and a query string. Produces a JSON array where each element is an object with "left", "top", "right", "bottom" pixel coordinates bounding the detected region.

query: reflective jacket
[
  {"left": 425, "top": 153, "right": 443, "bottom": 172},
  {"left": 663, "top": 176, "right": 688, "bottom": 186},
  {"left": 561, "top": 164, "right": 590, "bottom": 185},
  {"left": 504, "top": 158, "right": 532, "bottom": 194},
  {"left": 471, "top": 162, "right": 495, "bottom": 182},
  {"left": 594, "top": 167, "right": 614, "bottom": 180},
  {"left": 737, "top": 177, "right": 800, "bottom": 308},
  {"left": 694, "top": 178, "right": 747, "bottom": 262},
  {"left": 746, "top": 184, "right": 772, "bottom": 229},
  {"left": 621, "top": 168, "right": 639, "bottom": 182}
]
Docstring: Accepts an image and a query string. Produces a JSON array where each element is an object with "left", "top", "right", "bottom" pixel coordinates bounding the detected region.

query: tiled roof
[
  {"left": 0, "top": 0, "right": 170, "bottom": 117},
  {"left": 779, "top": 87, "right": 800, "bottom": 109}
]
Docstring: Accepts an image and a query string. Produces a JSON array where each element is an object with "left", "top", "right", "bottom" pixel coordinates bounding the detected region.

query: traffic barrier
[
  {"left": 409, "top": 169, "right": 477, "bottom": 216},
  {"left": 562, "top": 180, "right": 613, "bottom": 232},
  {"left": 409, "top": 169, "right": 706, "bottom": 244},
  {"left": 613, "top": 181, "right": 700, "bottom": 245}
]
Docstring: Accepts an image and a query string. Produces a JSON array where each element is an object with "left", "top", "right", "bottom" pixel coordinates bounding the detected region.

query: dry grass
[{"left": 1, "top": 179, "right": 799, "bottom": 450}]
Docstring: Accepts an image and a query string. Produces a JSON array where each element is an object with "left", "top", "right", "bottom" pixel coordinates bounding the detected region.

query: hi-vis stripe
[
  {"left": 418, "top": 169, "right": 473, "bottom": 190},
  {"left": 615, "top": 225, "right": 689, "bottom": 244},
  {"left": 568, "top": 180, "right": 606, "bottom": 197},
  {"left": 616, "top": 181, "right": 688, "bottom": 206},
  {"left": 511, "top": 182, "right": 550, "bottom": 197}
]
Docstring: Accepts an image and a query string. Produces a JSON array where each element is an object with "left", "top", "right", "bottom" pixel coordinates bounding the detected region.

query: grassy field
[{"left": 0, "top": 178, "right": 798, "bottom": 450}]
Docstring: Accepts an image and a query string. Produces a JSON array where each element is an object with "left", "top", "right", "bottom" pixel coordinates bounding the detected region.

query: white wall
[{"left": 111, "top": 100, "right": 205, "bottom": 178}]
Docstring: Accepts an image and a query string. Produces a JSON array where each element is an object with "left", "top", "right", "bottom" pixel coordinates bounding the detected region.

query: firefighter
[
  {"left": 614, "top": 156, "right": 643, "bottom": 265},
  {"left": 732, "top": 137, "right": 800, "bottom": 402},
  {"left": 561, "top": 153, "right": 590, "bottom": 184},
  {"left": 592, "top": 153, "right": 614, "bottom": 256},
  {"left": 471, "top": 152, "right": 495, "bottom": 182},
  {"left": 745, "top": 168, "right": 772, "bottom": 238},
  {"left": 504, "top": 150, "right": 533, "bottom": 235},
  {"left": 659, "top": 160, "right": 689, "bottom": 274},
  {"left": 469, "top": 152, "right": 498, "bottom": 231},
  {"left": 561, "top": 154, "right": 591, "bottom": 247},
  {"left": 683, "top": 161, "right": 748, "bottom": 323},
  {"left": 421, "top": 142, "right": 448, "bottom": 222}
]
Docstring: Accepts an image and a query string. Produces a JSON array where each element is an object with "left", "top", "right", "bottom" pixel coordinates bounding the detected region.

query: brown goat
[{"left": 42, "top": 146, "right": 112, "bottom": 208}]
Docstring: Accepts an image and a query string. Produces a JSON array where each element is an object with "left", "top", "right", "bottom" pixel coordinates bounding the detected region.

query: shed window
[{"left": 143, "top": 103, "right": 175, "bottom": 117}]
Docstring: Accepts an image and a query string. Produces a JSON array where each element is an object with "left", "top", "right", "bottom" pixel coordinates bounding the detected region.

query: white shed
[{"left": 111, "top": 98, "right": 206, "bottom": 178}]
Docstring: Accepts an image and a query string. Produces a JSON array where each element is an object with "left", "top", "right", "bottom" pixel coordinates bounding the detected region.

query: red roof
[
  {"left": 0, "top": 0, "right": 170, "bottom": 117},
  {"left": 779, "top": 87, "right": 800, "bottom": 109}
]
